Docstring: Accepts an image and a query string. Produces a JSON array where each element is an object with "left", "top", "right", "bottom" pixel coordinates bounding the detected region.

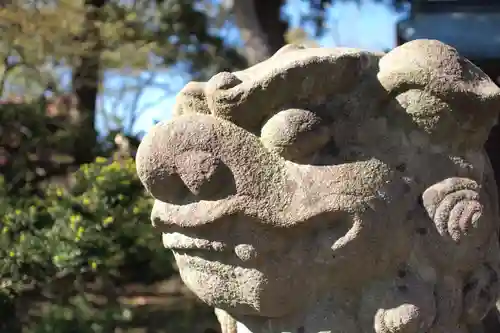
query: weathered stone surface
[{"left": 136, "top": 39, "right": 500, "bottom": 333}]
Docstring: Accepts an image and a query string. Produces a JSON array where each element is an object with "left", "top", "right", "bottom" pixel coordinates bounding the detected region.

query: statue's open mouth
[{"left": 162, "top": 232, "right": 227, "bottom": 252}]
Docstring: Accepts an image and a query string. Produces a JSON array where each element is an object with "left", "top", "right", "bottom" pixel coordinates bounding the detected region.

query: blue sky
[{"left": 101, "top": 0, "right": 403, "bottom": 135}]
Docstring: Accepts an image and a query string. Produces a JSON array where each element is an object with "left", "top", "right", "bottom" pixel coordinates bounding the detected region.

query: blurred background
[{"left": 1, "top": 0, "right": 500, "bottom": 332}]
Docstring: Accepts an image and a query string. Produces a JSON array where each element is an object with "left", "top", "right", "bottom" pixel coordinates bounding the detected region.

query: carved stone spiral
[{"left": 422, "top": 178, "right": 483, "bottom": 243}]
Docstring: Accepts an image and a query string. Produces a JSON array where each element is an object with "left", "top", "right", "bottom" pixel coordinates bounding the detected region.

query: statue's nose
[
  {"left": 136, "top": 120, "right": 236, "bottom": 205},
  {"left": 138, "top": 148, "right": 235, "bottom": 205}
]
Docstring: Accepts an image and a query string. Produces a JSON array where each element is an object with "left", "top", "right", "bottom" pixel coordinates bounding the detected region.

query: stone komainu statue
[{"left": 136, "top": 40, "right": 500, "bottom": 333}]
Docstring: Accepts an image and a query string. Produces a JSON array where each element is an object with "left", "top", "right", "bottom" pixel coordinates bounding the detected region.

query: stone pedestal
[{"left": 136, "top": 40, "right": 500, "bottom": 333}]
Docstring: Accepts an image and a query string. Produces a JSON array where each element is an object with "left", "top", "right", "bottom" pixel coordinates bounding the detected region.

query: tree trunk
[
  {"left": 71, "top": 0, "right": 106, "bottom": 165},
  {"left": 227, "top": 0, "right": 288, "bottom": 64}
]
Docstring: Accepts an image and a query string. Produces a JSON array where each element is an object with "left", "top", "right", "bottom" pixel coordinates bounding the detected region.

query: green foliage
[
  {"left": 0, "top": 99, "right": 77, "bottom": 195},
  {"left": 0, "top": 156, "right": 175, "bottom": 331}
]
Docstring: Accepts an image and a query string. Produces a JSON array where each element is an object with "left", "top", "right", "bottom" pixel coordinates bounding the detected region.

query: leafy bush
[
  {"left": 0, "top": 99, "right": 78, "bottom": 195},
  {"left": 0, "top": 156, "right": 176, "bottom": 331},
  {"left": 0, "top": 97, "right": 201, "bottom": 332}
]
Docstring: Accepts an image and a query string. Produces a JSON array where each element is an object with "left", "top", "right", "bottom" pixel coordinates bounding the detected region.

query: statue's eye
[{"left": 260, "top": 108, "right": 330, "bottom": 163}]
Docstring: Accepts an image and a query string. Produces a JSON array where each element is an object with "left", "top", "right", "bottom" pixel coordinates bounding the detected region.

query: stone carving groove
[{"left": 136, "top": 39, "right": 500, "bottom": 333}]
